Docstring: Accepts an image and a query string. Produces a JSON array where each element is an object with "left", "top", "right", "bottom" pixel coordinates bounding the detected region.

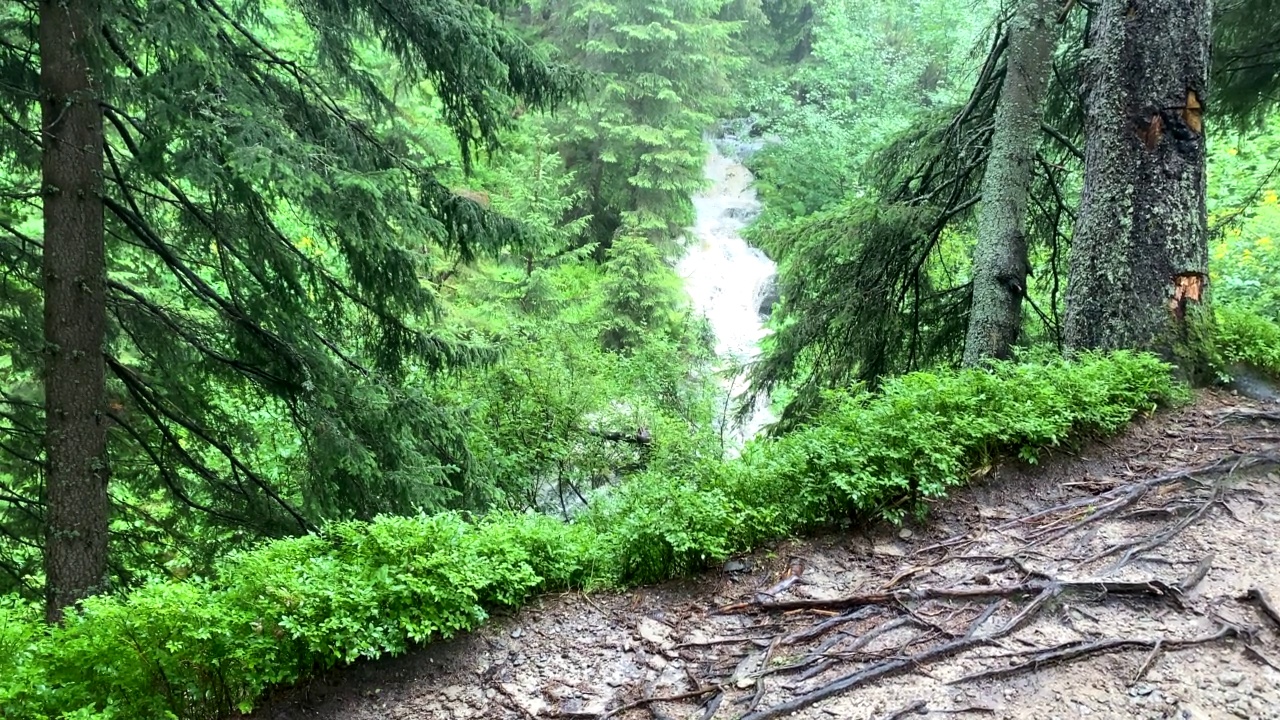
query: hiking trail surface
[{"left": 247, "top": 391, "right": 1280, "bottom": 720}]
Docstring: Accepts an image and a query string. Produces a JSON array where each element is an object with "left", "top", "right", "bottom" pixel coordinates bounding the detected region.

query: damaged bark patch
[
  {"left": 1132, "top": 90, "right": 1204, "bottom": 153},
  {"left": 1183, "top": 90, "right": 1203, "bottom": 134},
  {"left": 1169, "top": 272, "right": 1205, "bottom": 320}
]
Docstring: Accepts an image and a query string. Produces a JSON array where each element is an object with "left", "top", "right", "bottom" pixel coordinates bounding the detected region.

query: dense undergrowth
[
  {"left": 0, "top": 351, "right": 1182, "bottom": 720},
  {"left": 1214, "top": 306, "right": 1280, "bottom": 380}
]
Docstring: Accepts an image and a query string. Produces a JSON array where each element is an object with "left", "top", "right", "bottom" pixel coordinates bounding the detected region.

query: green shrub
[
  {"left": 0, "top": 351, "right": 1181, "bottom": 720},
  {"left": 1214, "top": 304, "right": 1280, "bottom": 379}
]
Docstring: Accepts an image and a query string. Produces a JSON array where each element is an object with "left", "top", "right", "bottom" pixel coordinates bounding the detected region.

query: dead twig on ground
[{"left": 881, "top": 699, "right": 928, "bottom": 719}]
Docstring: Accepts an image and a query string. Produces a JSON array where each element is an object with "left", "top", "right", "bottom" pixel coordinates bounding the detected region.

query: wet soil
[{"left": 246, "top": 390, "right": 1280, "bottom": 720}]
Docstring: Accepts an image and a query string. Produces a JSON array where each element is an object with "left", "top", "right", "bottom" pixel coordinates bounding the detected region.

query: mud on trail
[{"left": 248, "top": 392, "right": 1280, "bottom": 720}]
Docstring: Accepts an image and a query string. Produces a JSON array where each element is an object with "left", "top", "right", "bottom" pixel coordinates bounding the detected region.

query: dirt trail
[{"left": 248, "top": 392, "right": 1280, "bottom": 720}]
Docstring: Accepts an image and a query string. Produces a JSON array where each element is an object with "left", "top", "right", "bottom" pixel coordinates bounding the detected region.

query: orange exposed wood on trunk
[
  {"left": 1169, "top": 273, "right": 1205, "bottom": 320},
  {"left": 1183, "top": 91, "right": 1202, "bottom": 134}
]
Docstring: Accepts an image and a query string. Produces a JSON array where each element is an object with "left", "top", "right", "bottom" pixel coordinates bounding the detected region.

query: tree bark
[
  {"left": 41, "top": 0, "right": 110, "bottom": 623},
  {"left": 1062, "top": 0, "right": 1211, "bottom": 357},
  {"left": 963, "top": 0, "right": 1060, "bottom": 365}
]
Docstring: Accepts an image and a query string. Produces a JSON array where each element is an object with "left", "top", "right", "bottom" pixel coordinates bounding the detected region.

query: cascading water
[{"left": 677, "top": 132, "right": 778, "bottom": 452}]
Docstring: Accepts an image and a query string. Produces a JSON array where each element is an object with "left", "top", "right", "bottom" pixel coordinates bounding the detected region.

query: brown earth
[{"left": 247, "top": 390, "right": 1280, "bottom": 720}]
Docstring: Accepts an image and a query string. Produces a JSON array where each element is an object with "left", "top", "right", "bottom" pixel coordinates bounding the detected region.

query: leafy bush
[
  {"left": 1213, "top": 305, "right": 1280, "bottom": 379},
  {"left": 0, "top": 352, "right": 1180, "bottom": 720},
  {"left": 1207, "top": 116, "right": 1280, "bottom": 319}
]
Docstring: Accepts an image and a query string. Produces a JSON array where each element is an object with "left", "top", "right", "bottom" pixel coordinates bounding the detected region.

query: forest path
[{"left": 247, "top": 391, "right": 1280, "bottom": 720}]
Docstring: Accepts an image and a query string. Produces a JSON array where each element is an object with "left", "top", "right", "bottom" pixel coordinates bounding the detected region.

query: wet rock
[
  {"left": 1176, "top": 704, "right": 1212, "bottom": 720},
  {"left": 500, "top": 684, "right": 546, "bottom": 716},
  {"left": 547, "top": 684, "right": 575, "bottom": 701},
  {"left": 1219, "top": 670, "right": 1246, "bottom": 687},
  {"left": 637, "top": 617, "right": 675, "bottom": 652},
  {"left": 873, "top": 543, "right": 906, "bottom": 557},
  {"left": 756, "top": 275, "right": 780, "bottom": 318}
]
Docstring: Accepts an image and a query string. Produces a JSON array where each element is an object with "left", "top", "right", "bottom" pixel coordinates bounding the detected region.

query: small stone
[
  {"left": 898, "top": 528, "right": 913, "bottom": 540},
  {"left": 1177, "top": 703, "right": 1212, "bottom": 720},
  {"left": 724, "top": 559, "right": 750, "bottom": 573},
  {"left": 873, "top": 543, "right": 906, "bottom": 557},
  {"left": 510, "top": 627, "right": 524, "bottom": 639},
  {"left": 443, "top": 685, "right": 464, "bottom": 702},
  {"left": 547, "top": 685, "right": 575, "bottom": 701},
  {"left": 1219, "top": 670, "right": 1246, "bottom": 687}
]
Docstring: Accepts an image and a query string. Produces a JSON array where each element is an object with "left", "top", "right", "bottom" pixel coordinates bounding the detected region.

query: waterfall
[{"left": 677, "top": 133, "right": 778, "bottom": 452}]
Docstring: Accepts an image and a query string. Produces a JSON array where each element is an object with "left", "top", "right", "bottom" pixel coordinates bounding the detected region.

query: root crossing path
[{"left": 248, "top": 393, "right": 1280, "bottom": 720}]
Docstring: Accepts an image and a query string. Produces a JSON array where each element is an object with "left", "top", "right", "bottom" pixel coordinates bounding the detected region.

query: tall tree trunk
[
  {"left": 1062, "top": 0, "right": 1211, "bottom": 358},
  {"left": 41, "top": 0, "right": 109, "bottom": 623},
  {"left": 963, "top": 0, "right": 1060, "bottom": 365}
]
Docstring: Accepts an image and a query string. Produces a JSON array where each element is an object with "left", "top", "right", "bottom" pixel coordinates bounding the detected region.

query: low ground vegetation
[{"left": 0, "top": 351, "right": 1182, "bottom": 719}]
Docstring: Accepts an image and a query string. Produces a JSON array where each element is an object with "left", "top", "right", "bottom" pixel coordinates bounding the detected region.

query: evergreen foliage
[
  {"left": 525, "top": 0, "right": 737, "bottom": 248},
  {"left": 0, "top": 351, "right": 1180, "bottom": 720},
  {"left": 746, "top": 0, "right": 1280, "bottom": 421},
  {"left": 0, "top": 0, "right": 581, "bottom": 595}
]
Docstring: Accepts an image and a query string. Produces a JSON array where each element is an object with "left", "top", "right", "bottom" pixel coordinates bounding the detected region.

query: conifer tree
[
  {"left": 38, "top": 0, "right": 110, "bottom": 624},
  {"left": 963, "top": 0, "right": 1058, "bottom": 365},
  {"left": 528, "top": 0, "right": 735, "bottom": 249},
  {"left": 0, "top": 0, "right": 578, "bottom": 614},
  {"left": 1062, "top": 0, "right": 1212, "bottom": 357}
]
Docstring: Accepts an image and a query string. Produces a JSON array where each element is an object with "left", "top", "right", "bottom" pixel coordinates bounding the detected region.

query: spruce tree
[
  {"left": 0, "top": 0, "right": 578, "bottom": 611},
  {"left": 38, "top": 0, "right": 110, "bottom": 623},
  {"left": 963, "top": 0, "right": 1059, "bottom": 365},
  {"left": 1062, "top": 0, "right": 1212, "bottom": 357},
  {"left": 528, "top": 0, "right": 735, "bottom": 249}
]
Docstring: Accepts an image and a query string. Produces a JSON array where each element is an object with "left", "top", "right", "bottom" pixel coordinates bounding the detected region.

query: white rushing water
[{"left": 677, "top": 140, "right": 778, "bottom": 451}]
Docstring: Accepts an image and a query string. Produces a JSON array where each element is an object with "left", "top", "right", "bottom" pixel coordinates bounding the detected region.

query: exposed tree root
[
  {"left": 949, "top": 626, "right": 1239, "bottom": 684},
  {"left": 597, "top": 685, "right": 720, "bottom": 720},
  {"left": 1241, "top": 586, "right": 1280, "bottom": 632},
  {"left": 674, "top": 449, "right": 1280, "bottom": 720},
  {"left": 1213, "top": 408, "right": 1280, "bottom": 426},
  {"left": 716, "top": 577, "right": 1185, "bottom": 615}
]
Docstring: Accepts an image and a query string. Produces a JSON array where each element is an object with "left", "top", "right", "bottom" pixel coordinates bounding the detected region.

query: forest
[{"left": 2, "top": 0, "right": 1280, "bottom": 717}]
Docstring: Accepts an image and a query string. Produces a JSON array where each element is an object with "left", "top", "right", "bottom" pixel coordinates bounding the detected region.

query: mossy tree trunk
[
  {"left": 40, "top": 0, "right": 110, "bottom": 623},
  {"left": 963, "top": 0, "right": 1060, "bottom": 366},
  {"left": 1062, "top": 0, "right": 1211, "bottom": 360}
]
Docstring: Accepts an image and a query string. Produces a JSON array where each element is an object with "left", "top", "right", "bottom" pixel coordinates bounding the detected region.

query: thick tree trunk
[
  {"left": 963, "top": 0, "right": 1059, "bottom": 365},
  {"left": 41, "top": 0, "right": 110, "bottom": 623},
  {"left": 1062, "top": 0, "right": 1211, "bottom": 357}
]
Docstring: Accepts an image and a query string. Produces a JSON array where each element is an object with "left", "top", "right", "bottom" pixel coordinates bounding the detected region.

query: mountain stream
[{"left": 676, "top": 136, "right": 778, "bottom": 452}]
